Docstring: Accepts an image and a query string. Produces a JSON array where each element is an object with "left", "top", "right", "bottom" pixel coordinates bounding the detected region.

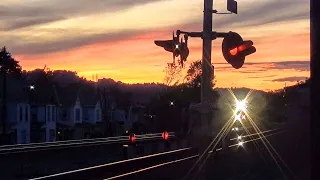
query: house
[
  {"left": 56, "top": 82, "right": 106, "bottom": 140},
  {"left": 79, "top": 84, "right": 103, "bottom": 138},
  {"left": 110, "top": 109, "right": 128, "bottom": 136},
  {"left": 5, "top": 77, "right": 30, "bottom": 144},
  {"left": 27, "top": 82, "right": 58, "bottom": 143},
  {"left": 128, "top": 104, "right": 153, "bottom": 134},
  {"left": 98, "top": 91, "right": 124, "bottom": 136},
  {"left": 55, "top": 83, "right": 84, "bottom": 140}
]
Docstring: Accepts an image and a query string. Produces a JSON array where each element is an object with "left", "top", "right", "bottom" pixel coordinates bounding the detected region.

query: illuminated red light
[
  {"left": 129, "top": 133, "right": 136, "bottom": 143},
  {"left": 229, "top": 47, "right": 238, "bottom": 56},
  {"left": 229, "top": 41, "right": 252, "bottom": 56},
  {"left": 162, "top": 131, "right": 169, "bottom": 140},
  {"left": 238, "top": 43, "right": 250, "bottom": 52}
]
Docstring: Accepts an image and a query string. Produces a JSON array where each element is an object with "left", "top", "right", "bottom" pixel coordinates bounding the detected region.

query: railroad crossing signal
[
  {"left": 154, "top": 32, "right": 189, "bottom": 67},
  {"left": 162, "top": 131, "right": 169, "bottom": 140},
  {"left": 129, "top": 133, "right": 136, "bottom": 143},
  {"left": 222, "top": 32, "right": 256, "bottom": 69}
]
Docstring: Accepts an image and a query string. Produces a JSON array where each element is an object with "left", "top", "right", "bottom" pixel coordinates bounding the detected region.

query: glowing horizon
[{"left": 1, "top": 0, "right": 310, "bottom": 91}]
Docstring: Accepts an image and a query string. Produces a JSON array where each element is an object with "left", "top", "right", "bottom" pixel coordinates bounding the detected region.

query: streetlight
[{"left": 29, "top": 85, "right": 35, "bottom": 90}]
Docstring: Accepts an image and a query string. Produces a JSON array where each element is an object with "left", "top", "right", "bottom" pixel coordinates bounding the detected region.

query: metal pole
[
  {"left": 201, "top": 0, "right": 214, "bottom": 134},
  {"left": 311, "top": 0, "right": 319, "bottom": 176},
  {"left": 195, "top": 1, "right": 214, "bottom": 178}
]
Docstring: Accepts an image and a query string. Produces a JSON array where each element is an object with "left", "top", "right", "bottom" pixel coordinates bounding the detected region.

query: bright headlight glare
[
  {"left": 235, "top": 114, "right": 241, "bottom": 121},
  {"left": 236, "top": 100, "right": 247, "bottom": 112}
]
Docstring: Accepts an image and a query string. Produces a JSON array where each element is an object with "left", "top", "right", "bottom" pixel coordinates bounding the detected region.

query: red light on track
[
  {"left": 129, "top": 133, "right": 136, "bottom": 143},
  {"left": 162, "top": 131, "right": 169, "bottom": 140}
]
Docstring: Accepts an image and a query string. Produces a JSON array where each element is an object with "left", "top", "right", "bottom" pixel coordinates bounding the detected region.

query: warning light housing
[
  {"left": 154, "top": 32, "right": 189, "bottom": 67},
  {"left": 222, "top": 32, "right": 256, "bottom": 69}
]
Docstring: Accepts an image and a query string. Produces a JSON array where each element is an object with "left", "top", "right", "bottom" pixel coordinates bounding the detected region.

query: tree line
[{"left": 0, "top": 46, "right": 310, "bottom": 140}]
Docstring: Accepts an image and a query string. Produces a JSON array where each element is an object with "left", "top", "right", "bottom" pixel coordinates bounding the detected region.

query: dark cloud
[
  {"left": 11, "top": 29, "right": 147, "bottom": 55},
  {"left": 1, "top": 0, "right": 309, "bottom": 55},
  {"left": 241, "top": 61, "right": 309, "bottom": 71},
  {"left": 3, "top": 16, "right": 66, "bottom": 31},
  {"left": 0, "top": 0, "right": 168, "bottom": 31},
  {"left": 214, "top": 61, "right": 309, "bottom": 73},
  {"left": 271, "top": 61, "right": 310, "bottom": 71},
  {"left": 215, "top": 65, "right": 233, "bottom": 71},
  {"left": 249, "top": 75, "right": 276, "bottom": 79},
  {"left": 10, "top": 20, "right": 202, "bottom": 55},
  {"left": 272, "top": 76, "right": 309, "bottom": 82},
  {"left": 215, "top": 0, "right": 309, "bottom": 28},
  {"left": 236, "top": 69, "right": 266, "bottom": 73}
]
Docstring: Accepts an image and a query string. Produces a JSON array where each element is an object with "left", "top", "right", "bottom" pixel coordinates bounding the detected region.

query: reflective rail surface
[
  {"left": 29, "top": 147, "right": 197, "bottom": 180},
  {"left": 0, "top": 132, "right": 175, "bottom": 154}
]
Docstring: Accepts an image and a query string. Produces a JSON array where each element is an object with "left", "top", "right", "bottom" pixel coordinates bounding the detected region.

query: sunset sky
[{"left": 0, "top": 0, "right": 310, "bottom": 91}]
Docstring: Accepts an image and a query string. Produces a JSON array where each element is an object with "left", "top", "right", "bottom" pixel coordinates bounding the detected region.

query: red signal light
[
  {"left": 238, "top": 41, "right": 253, "bottom": 52},
  {"left": 162, "top": 131, "right": 169, "bottom": 140},
  {"left": 229, "top": 47, "right": 238, "bottom": 56},
  {"left": 229, "top": 41, "right": 253, "bottom": 56},
  {"left": 129, "top": 133, "right": 136, "bottom": 143}
]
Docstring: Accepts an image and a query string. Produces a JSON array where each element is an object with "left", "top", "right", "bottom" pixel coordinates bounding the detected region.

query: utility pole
[
  {"left": 154, "top": 0, "right": 254, "bottom": 147},
  {"left": 311, "top": 0, "right": 320, "bottom": 177},
  {"left": 155, "top": 0, "right": 257, "bottom": 178},
  {"left": 201, "top": 0, "right": 214, "bottom": 135}
]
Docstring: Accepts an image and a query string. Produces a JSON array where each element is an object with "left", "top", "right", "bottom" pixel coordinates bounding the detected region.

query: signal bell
[
  {"left": 222, "top": 31, "right": 256, "bottom": 69},
  {"left": 154, "top": 32, "right": 189, "bottom": 67}
]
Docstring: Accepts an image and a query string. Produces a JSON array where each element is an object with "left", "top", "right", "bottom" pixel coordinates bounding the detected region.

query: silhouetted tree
[
  {"left": 163, "top": 63, "right": 182, "bottom": 86},
  {"left": 0, "top": 47, "right": 22, "bottom": 140},
  {"left": 150, "top": 60, "right": 220, "bottom": 134},
  {"left": 51, "top": 70, "right": 80, "bottom": 84},
  {"left": 184, "top": 60, "right": 216, "bottom": 88}
]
